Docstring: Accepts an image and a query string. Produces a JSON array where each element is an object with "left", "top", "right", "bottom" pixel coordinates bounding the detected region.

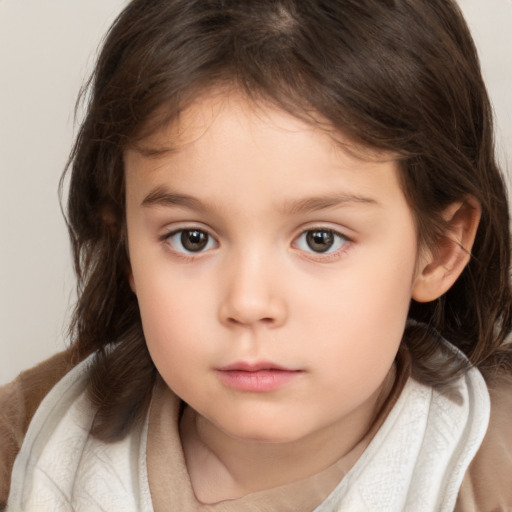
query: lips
[
  {"left": 216, "top": 361, "right": 302, "bottom": 392},
  {"left": 218, "top": 361, "right": 295, "bottom": 372}
]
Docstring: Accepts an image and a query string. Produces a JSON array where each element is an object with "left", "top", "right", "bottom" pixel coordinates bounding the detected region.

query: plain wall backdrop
[{"left": 1, "top": 0, "right": 511, "bottom": 384}]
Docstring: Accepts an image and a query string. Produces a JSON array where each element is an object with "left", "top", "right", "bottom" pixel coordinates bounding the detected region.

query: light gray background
[{"left": 1, "top": 0, "right": 511, "bottom": 384}]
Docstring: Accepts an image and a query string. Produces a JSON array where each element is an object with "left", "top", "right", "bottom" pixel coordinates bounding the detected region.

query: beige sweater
[{"left": 1, "top": 350, "right": 511, "bottom": 511}]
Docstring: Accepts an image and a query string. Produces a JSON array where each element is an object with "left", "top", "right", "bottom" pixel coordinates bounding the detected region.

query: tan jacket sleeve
[
  {"left": 0, "top": 349, "right": 75, "bottom": 508},
  {"left": 455, "top": 373, "right": 512, "bottom": 512}
]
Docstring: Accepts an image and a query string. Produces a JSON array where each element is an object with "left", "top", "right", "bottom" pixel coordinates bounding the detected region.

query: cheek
[
  {"left": 127, "top": 226, "right": 224, "bottom": 366},
  {"left": 139, "top": 298, "right": 201, "bottom": 388},
  {"left": 302, "top": 254, "right": 414, "bottom": 333},
  {"left": 311, "top": 289, "right": 405, "bottom": 409},
  {"left": 137, "top": 282, "right": 201, "bottom": 342},
  {"left": 132, "top": 267, "right": 217, "bottom": 371},
  {"left": 298, "top": 245, "right": 415, "bottom": 375}
]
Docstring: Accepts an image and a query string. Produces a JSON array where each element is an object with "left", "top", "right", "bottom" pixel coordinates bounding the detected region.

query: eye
[
  {"left": 294, "top": 229, "right": 347, "bottom": 254},
  {"left": 165, "top": 229, "right": 217, "bottom": 254}
]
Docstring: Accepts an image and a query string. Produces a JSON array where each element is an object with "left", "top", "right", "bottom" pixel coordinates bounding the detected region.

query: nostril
[{"left": 226, "top": 316, "right": 274, "bottom": 325}]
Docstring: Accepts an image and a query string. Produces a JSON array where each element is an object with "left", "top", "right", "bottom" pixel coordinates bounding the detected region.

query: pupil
[
  {"left": 181, "top": 230, "right": 208, "bottom": 251},
  {"left": 306, "top": 230, "right": 334, "bottom": 253}
]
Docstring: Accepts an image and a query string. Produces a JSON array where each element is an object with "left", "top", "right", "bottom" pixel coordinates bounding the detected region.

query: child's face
[{"left": 125, "top": 91, "right": 421, "bottom": 445}]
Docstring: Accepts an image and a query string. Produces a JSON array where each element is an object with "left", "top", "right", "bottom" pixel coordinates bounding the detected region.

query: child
[{"left": 2, "top": 0, "right": 512, "bottom": 510}]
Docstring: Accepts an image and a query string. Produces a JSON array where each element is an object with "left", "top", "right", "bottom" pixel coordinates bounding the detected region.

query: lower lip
[{"left": 216, "top": 369, "right": 301, "bottom": 392}]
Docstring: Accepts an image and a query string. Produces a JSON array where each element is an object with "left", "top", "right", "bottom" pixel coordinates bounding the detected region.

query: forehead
[
  {"left": 124, "top": 90, "right": 406, "bottom": 213},
  {"left": 129, "top": 88, "right": 394, "bottom": 163}
]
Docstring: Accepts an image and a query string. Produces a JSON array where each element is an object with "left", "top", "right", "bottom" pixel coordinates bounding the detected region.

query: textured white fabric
[
  {"left": 6, "top": 355, "right": 153, "bottom": 511},
  {"left": 314, "top": 365, "right": 490, "bottom": 512},
  {"left": 7, "top": 352, "right": 490, "bottom": 512}
]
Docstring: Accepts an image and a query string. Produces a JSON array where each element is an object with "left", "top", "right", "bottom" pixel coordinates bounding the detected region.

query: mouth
[
  {"left": 218, "top": 361, "right": 297, "bottom": 372},
  {"left": 216, "top": 361, "right": 303, "bottom": 392}
]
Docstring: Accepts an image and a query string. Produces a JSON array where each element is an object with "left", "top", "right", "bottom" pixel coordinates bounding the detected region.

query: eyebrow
[
  {"left": 280, "top": 193, "right": 379, "bottom": 214},
  {"left": 141, "top": 186, "right": 379, "bottom": 214},
  {"left": 141, "top": 186, "right": 204, "bottom": 210}
]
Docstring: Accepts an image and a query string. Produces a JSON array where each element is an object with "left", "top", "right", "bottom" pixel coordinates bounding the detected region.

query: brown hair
[{"left": 63, "top": 0, "right": 512, "bottom": 440}]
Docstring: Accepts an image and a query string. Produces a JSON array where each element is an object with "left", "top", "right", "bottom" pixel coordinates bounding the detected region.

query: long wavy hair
[{"left": 63, "top": 0, "right": 512, "bottom": 440}]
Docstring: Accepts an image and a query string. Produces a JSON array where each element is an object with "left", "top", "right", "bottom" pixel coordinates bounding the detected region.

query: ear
[{"left": 412, "top": 197, "right": 481, "bottom": 303}]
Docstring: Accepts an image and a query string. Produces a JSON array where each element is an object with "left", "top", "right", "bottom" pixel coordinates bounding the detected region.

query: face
[{"left": 125, "top": 92, "right": 421, "bottom": 445}]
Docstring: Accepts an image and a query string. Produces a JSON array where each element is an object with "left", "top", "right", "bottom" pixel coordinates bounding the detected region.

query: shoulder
[
  {"left": 5, "top": 356, "right": 95, "bottom": 509},
  {"left": 0, "top": 349, "right": 74, "bottom": 507},
  {"left": 456, "top": 372, "right": 512, "bottom": 511},
  {"left": 5, "top": 354, "right": 153, "bottom": 511}
]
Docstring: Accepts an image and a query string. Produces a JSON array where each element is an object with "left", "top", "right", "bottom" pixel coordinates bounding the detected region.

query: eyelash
[{"left": 160, "top": 226, "right": 351, "bottom": 260}]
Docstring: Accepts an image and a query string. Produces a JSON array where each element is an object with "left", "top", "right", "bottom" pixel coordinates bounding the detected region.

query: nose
[{"left": 218, "top": 251, "right": 287, "bottom": 328}]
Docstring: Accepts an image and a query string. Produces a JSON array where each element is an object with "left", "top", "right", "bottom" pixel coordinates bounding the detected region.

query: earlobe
[{"left": 412, "top": 198, "right": 481, "bottom": 303}]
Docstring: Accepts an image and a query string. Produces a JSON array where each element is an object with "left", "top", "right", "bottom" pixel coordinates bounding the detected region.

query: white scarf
[
  {"left": 315, "top": 365, "right": 490, "bottom": 512},
  {"left": 7, "top": 350, "right": 490, "bottom": 511}
]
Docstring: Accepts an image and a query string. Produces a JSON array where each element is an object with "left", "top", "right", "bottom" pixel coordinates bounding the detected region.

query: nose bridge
[{"left": 219, "top": 244, "right": 286, "bottom": 327}]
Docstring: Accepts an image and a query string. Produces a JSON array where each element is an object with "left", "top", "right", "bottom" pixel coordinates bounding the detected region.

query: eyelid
[
  {"left": 158, "top": 220, "right": 215, "bottom": 240},
  {"left": 292, "top": 223, "right": 353, "bottom": 241}
]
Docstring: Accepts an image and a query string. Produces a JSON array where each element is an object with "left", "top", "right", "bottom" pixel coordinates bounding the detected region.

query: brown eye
[
  {"left": 181, "top": 230, "right": 209, "bottom": 252},
  {"left": 165, "top": 228, "right": 216, "bottom": 254},
  {"left": 306, "top": 230, "right": 335, "bottom": 253},
  {"left": 294, "top": 228, "right": 348, "bottom": 255}
]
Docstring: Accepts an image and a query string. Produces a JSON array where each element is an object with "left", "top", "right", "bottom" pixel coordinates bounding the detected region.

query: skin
[{"left": 124, "top": 91, "right": 475, "bottom": 502}]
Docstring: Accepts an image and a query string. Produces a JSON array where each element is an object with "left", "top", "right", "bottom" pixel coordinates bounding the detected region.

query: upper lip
[{"left": 217, "top": 361, "right": 299, "bottom": 372}]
